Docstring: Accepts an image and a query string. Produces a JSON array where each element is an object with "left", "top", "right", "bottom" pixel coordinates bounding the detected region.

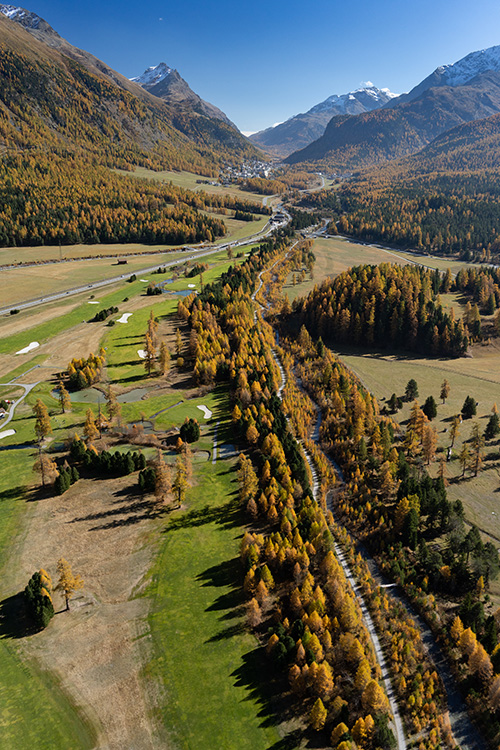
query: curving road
[{"left": 0, "top": 368, "right": 42, "bottom": 431}]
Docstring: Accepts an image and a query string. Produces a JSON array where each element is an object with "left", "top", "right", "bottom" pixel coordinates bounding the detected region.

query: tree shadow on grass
[
  {"left": 0, "top": 592, "right": 38, "bottom": 639},
  {"left": 265, "top": 730, "right": 304, "bottom": 750},
  {"left": 206, "top": 621, "right": 246, "bottom": 642},
  {"left": 232, "top": 646, "right": 303, "bottom": 736},
  {"left": 0, "top": 486, "right": 31, "bottom": 503},
  {"left": 164, "top": 497, "right": 242, "bottom": 533}
]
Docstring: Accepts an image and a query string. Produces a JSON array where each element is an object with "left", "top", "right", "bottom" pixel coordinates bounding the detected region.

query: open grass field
[
  {"left": 213, "top": 214, "right": 269, "bottom": 244},
  {"left": 116, "top": 167, "right": 270, "bottom": 206},
  {"left": 0, "top": 242, "right": 180, "bottom": 267},
  {"left": 146, "top": 456, "right": 281, "bottom": 750},
  {"left": 0, "top": 252, "right": 187, "bottom": 308}
]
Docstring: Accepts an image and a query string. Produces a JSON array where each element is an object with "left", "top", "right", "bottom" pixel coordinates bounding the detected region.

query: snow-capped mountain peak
[
  {"left": 0, "top": 4, "right": 41, "bottom": 28},
  {"left": 130, "top": 63, "right": 173, "bottom": 87},
  {"left": 435, "top": 44, "right": 500, "bottom": 87},
  {"left": 308, "top": 84, "right": 398, "bottom": 116}
]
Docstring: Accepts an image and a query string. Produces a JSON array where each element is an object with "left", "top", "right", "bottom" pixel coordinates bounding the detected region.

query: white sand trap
[
  {"left": 197, "top": 404, "right": 213, "bottom": 419},
  {"left": 140, "top": 279, "right": 149, "bottom": 283},
  {"left": 88, "top": 301, "right": 100, "bottom": 304},
  {"left": 137, "top": 350, "right": 147, "bottom": 359},
  {"left": 117, "top": 313, "right": 133, "bottom": 324},
  {"left": 188, "top": 284, "right": 196, "bottom": 288},
  {"left": 0, "top": 429, "right": 15, "bottom": 440},
  {"left": 16, "top": 342, "right": 39, "bottom": 355}
]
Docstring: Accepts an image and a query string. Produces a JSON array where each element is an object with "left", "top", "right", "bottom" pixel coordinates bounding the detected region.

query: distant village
[{"left": 200, "top": 160, "right": 277, "bottom": 186}]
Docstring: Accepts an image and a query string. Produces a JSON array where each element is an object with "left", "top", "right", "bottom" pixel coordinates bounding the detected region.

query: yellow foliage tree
[
  {"left": 362, "top": 679, "right": 388, "bottom": 714},
  {"left": 309, "top": 697, "right": 327, "bottom": 731},
  {"left": 83, "top": 408, "right": 99, "bottom": 443},
  {"left": 55, "top": 558, "right": 84, "bottom": 611}
]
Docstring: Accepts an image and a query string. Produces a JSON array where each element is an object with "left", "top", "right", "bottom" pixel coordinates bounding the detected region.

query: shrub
[{"left": 180, "top": 417, "right": 200, "bottom": 443}]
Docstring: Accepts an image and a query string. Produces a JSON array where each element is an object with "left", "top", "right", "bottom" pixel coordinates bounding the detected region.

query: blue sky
[{"left": 26, "top": 0, "right": 500, "bottom": 133}]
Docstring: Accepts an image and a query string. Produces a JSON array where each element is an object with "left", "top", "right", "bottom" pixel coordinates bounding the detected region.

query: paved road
[
  {"left": 0, "top": 209, "right": 289, "bottom": 317},
  {"left": 0, "top": 369, "right": 41, "bottom": 430}
]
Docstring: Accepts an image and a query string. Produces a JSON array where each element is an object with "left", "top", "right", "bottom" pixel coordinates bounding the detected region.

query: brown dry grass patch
[{"left": 12, "top": 475, "right": 164, "bottom": 749}]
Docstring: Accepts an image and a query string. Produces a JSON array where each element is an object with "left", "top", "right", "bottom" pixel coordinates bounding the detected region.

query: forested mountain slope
[
  {"left": 286, "top": 71, "right": 500, "bottom": 170},
  {"left": 0, "top": 16, "right": 258, "bottom": 171},
  {"left": 331, "top": 113, "right": 500, "bottom": 259}
]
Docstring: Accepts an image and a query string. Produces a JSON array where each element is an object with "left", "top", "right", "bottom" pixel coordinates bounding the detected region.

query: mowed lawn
[{"left": 146, "top": 458, "right": 280, "bottom": 750}]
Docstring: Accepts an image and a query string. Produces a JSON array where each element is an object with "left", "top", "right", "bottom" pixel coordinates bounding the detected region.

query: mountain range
[
  {"left": 284, "top": 44, "right": 500, "bottom": 169},
  {"left": 250, "top": 85, "right": 397, "bottom": 157}
]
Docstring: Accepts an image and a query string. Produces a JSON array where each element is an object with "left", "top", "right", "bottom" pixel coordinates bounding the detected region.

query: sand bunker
[
  {"left": 117, "top": 313, "right": 133, "bottom": 324},
  {"left": 0, "top": 429, "right": 15, "bottom": 440},
  {"left": 88, "top": 301, "right": 100, "bottom": 305},
  {"left": 188, "top": 284, "right": 196, "bottom": 288},
  {"left": 16, "top": 342, "right": 39, "bottom": 355},
  {"left": 197, "top": 404, "right": 213, "bottom": 419},
  {"left": 140, "top": 279, "right": 149, "bottom": 283},
  {"left": 137, "top": 350, "right": 146, "bottom": 359}
]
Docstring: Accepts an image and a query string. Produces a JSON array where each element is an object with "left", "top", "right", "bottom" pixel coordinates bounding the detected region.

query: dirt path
[{"left": 10, "top": 475, "right": 163, "bottom": 749}]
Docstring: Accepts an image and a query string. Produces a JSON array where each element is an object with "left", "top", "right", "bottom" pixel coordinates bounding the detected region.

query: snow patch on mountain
[
  {"left": 435, "top": 45, "right": 500, "bottom": 87},
  {"left": 0, "top": 4, "right": 41, "bottom": 28},
  {"left": 308, "top": 85, "right": 398, "bottom": 116},
  {"left": 130, "top": 62, "right": 173, "bottom": 87}
]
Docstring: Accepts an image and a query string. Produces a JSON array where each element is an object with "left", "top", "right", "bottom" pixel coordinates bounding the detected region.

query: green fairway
[
  {"left": 146, "top": 457, "right": 280, "bottom": 750},
  {"left": 0, "top": 279, "right": 149, "bottom": 356},
  {"left": 0, "top": 247, "right": 281, "bottom": 747}
]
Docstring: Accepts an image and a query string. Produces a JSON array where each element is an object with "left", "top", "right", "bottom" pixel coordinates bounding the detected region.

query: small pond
[{"left": 52, "top": 386, "right": 155, "bottom": 404}]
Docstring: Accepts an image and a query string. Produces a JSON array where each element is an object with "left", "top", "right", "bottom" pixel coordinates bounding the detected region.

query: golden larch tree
[
  {"left": 33, "top": 399, "right": 52, "bottom": 441},
  {"left": 83, "top": 408, "right": 99, "bottom": 443},
  {"left": 55, "top": 558, "right": 84, "bottom": 610}
]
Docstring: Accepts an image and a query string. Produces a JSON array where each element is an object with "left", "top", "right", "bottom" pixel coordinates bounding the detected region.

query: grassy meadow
[
  {"left": 146, "top": 436, "right": 280, "bottom": 749},
  {"left": 116, "top": 167, "right": 270, "bottom": 206}
]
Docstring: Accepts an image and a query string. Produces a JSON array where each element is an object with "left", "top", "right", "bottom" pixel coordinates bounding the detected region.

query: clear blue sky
[{"left": 26, "top": 0, "right": 500, "bottom": 133}]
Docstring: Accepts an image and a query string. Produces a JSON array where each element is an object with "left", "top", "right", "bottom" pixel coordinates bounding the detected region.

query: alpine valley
[{"left": 4, "top": 5, "right": 500, "bottom": 750}]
